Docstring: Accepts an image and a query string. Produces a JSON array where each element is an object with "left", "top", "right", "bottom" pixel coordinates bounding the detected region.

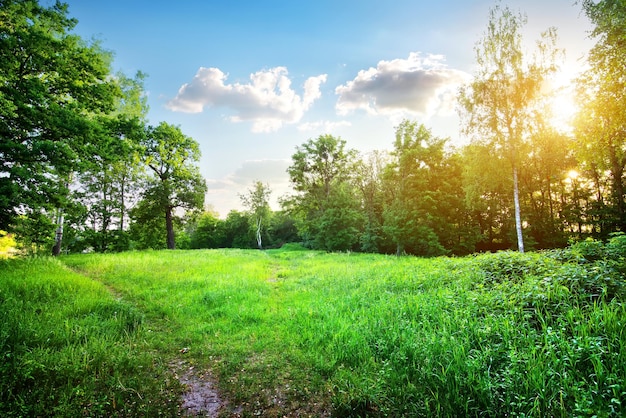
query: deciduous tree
[
  {"left": 0, "top": 0, "right": 119, "bottom": 250},
  {"left": 74, "top": 72, "right": 148, "bottom": 252},
  {"left": 286, "top": 134, "right": 361, "bottom": 251},
  {"left": 458, "top": 4, "right": 560, "bottom": 252},
  {"left": 139, "top": 122, "right": 206, "bottom": 249},
  {"left": 573, "top": 0, "right": 626, "bottom": 235},
  {"left": 240, "top": 181, "right": 272, "bottom": 250},
  {"left": 382, "top": 121, "right": 456, "bottom": 256}
]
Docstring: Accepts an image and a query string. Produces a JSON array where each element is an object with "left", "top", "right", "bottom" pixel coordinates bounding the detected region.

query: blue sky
[{"left": 66, "top": 0, "right": 594, "bottom": 216}]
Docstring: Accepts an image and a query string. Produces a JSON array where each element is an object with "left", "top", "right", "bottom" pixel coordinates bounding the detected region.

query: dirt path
[
  {"left": 171, "top": 359, "right": 226, "bottom": 417},
  {"left": 65, "top": 264, "right": 230, "bottom": 416}
]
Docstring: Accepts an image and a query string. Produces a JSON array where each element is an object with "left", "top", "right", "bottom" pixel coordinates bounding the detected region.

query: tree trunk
[
  {"left": 608, "top": 140, "right": 626, "bottom": 231},
  {"left": 513, "top": 167, "right": 525, "bottom": 253},
  {"left": 120, "top": 175, "right": 126, "bottom": 232},
  {"left": 256, "top": 216, "right": 263, "bottom": 250},
  {"left": 396, "top": 242, "right": 404, "bottom": 256},
  {"left": 52, "top": 210, "right": 64, "bottom": 256},
  {"left": 165, "top": 207, "right": 175, "bottom": 249}
]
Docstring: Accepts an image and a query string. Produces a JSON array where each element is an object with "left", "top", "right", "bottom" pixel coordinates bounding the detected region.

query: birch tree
[
  {"left": 240, "top": 181, "right": 271, "bottom": 250},
  {"left": 458, "top": 4, "right": 560, "bottom": 252}
]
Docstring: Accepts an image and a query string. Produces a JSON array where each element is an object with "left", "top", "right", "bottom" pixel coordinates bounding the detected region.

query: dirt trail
[
  {"left": 66, "top": 264, "right": 230, "bottom": 416},
  {"left": 172, "top": 359, "right": 225, "bottom": 417}
]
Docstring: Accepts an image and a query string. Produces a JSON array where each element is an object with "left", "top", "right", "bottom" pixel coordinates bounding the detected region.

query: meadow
[{"left": 1, "top": 237, "right": 625, "bottom": 417}]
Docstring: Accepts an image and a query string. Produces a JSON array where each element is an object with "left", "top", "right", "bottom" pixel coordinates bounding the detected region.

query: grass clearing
[
  {"left": 2, "top": 237, "right": 625, "bottom": 416},
  {"left": 0, "top": 257, "right": 182, "bottom": 417}
]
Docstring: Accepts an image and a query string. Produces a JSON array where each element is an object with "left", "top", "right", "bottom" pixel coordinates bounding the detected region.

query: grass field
[{"left": 1, "top": 238, "right": 625, "bottom": 417}]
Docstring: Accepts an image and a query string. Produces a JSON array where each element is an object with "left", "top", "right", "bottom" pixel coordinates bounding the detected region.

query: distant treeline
[{"left": 1, "top": 0, "right": 624, "bottom": 256}]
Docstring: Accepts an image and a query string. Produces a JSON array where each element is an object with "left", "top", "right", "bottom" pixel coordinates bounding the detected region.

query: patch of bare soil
[{"left": 171, "top": 359, "right": 225, "bottom": 417}]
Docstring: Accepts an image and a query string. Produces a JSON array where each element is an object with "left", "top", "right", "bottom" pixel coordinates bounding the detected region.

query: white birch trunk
[
  {"left": 513, "top": 167, "right": 524, "bottom": 253},
  {"left": 52, "top": 210, "right": 64, "bottom": 256},
  {"left": 256, "top": 216, "right": 263, "bottom": 250}
]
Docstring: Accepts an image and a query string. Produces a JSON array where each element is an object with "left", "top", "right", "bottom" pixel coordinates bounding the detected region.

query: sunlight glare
[
  {"left": 564, "top": 169, "right": 580, "bottom": 186},
  {"left": 544, "top": 66, "right": 580, "bottom": 134},
  {"left": 567, "top": 169, "right": 579, "bottom": 180}
]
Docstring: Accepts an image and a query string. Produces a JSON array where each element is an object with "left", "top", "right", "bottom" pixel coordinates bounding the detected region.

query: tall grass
[
  {"left": 3, "top": 235, "right": 625, "bottom": 416},
  {"left": 0, "top": 257, "right": 181, "bottom": 417}
]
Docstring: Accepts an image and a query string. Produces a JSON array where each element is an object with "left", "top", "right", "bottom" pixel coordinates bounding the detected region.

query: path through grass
[{"left": 2, "top": 239, "right": 625, "bottom": 416}]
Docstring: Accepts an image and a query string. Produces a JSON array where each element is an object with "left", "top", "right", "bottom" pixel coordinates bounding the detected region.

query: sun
[
  {"left": 543, "top": 66, "right": 581, "bottom": 133},
  {"left": 548, "top": 88, "right": 578, "bottom": 133}
]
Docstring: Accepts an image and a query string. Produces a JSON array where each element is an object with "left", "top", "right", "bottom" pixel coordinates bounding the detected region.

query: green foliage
[
  {"left": 310, "top": 183, "right": 364, "bottom": 251},
  {"left": 475, "top": 235, "right": 626, "bottom": 306},
  {"left": 138, "top": 122, "right": 207, "bottom": 249},
  {"left": 383, "top": 121, "right": 469, "bottom": 256},
  {"left": 573, "top": 0, "right": 626, "bottom": 235},
  {"left": 240, "top": 181, "right": 272, "bottom": 249},
  {"left": 189, "top": 209, "right": 301, "bottom": 250},
  {"left": 190, "top": 210, "right": 226, "bottom": 249},
  {"left": 127, "top": 197, "right": 167, "bottom": 249},
  {"left": 474, "top": 251, "right": 557, "bottom": 284},
  {"left": 547, "top": 234, "right": 626, "bottom": 302},
  {"left": 12, "top": 213, "right": 56, "bottom": 254},
  {"left": 72, "top": 76, "right": 148, "bottom": 254},
  {"left": 0, "top": 0, "right": 119, "bottom": 233},
  {"left": 223, "top": 210, "right": 255, "bottom": 248},
  {"left": 354, "top": 151, "right": 389, "bottom": 253},
  {"left": 459, "top": 4, "right": 562, "bottom": 253},
  {"left": 287, "top": 134, "right": 362, "bottom": 251},
  {"left": 523, "top": 130, "right": 574, "bottom": 248},
  {"left": 267, "top": 210, "right": 301, "bottom": 247}
]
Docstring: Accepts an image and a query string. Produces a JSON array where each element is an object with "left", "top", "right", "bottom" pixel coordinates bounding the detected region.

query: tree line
[{"left": 1, "top": 0, "right": 624, "bottom": 256}]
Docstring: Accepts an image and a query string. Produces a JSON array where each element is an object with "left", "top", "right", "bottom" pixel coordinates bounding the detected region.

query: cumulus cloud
[
  {"left": 228, "top": 159, "right": 292, "bottom": 186},
  {"left": 335, "top": 52, "right": 470, "bottom": 119},
  {"left": 167, "top": 67, "right": 327, "bottom": 132}
]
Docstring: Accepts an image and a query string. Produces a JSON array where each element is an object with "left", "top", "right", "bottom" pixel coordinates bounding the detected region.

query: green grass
[
  {"left": 0, "top": 257, "right": 182, "bottom": 417},
  {"left": 2, "top": 237, "right": 625, "bottom": 416}
]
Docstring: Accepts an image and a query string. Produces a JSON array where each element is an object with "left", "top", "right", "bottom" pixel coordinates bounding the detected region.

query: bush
[
  {"left": 474, "top": 250, "right": 556, "bottom": 284},
  {"left": 548, "top": 234, "right": 626, "bottom": 303}
]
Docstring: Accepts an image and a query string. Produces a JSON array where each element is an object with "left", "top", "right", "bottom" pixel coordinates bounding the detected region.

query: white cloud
[
  {"left": 167, "top": 67, "right": 327, "bottom": 132},
  {"left": 335, "top": 52, "right": 470, "bottom": 119},
  {"left": 228, "top": 159, "right": 292, "bottom": 186},
  {"left": 204, "top": 159, "right": 292, "bottom": 217}
]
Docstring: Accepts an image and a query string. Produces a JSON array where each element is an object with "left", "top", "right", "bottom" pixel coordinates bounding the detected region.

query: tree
[
  {"left": 523, "top": 127, "right": 575, "bottom": 248},
  {"left": 190, "top": 209, "right": 226, "bottom": 249},
  {"left": 267, "top": 210, "right": 300, "bottom": 247},
  {"left": 286, "top": 134, "right": 362, "bottom": 251},
  {"left": 240, "top": 181, "right": 272, "bottom": 250},
  {"left": 140, "top": 122, "right": 206, "bottom": 249},
  {"left": 0, "top": 0, "right": 118, "bottom": 247},
  {"left": 312, "top": 182, "right": 364, "bottom": 251},
  {"left": 128, "top": 195, "right": 167, "bottom": 249},
  {"left": 74, "top": 72, "right": 148, "bottom": 252},
  {"left": 222, "top": 210, "right": 254, "bottom": 248},
  {"left": 573, "top": 0, "right": 626, "bottom": 235},
  {"left": 383, "top": 121, "right": 463, "bottom": 256},
  {"left": 461, "top": 142, "right": 515, "bottom": 251},
  {"left": 354, "top": 151, "right": 390, "bottom": 253},
  {"left": 458, "top": 4, "right": 561, "bottom": 252}
]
